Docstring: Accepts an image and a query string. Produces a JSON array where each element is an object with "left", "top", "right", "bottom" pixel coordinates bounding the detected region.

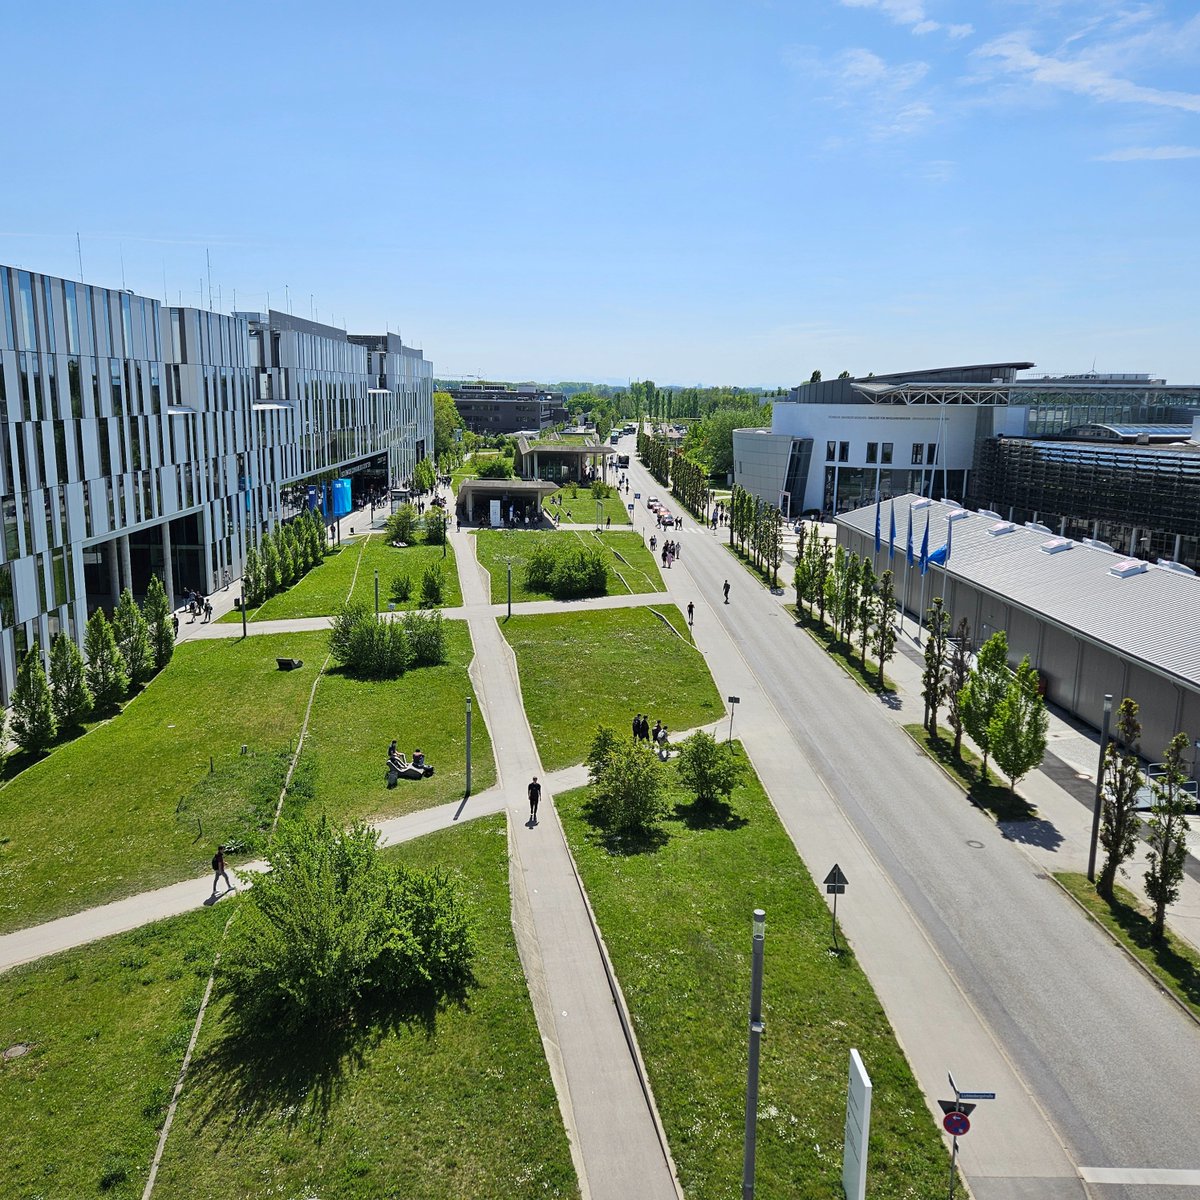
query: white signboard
[
  {"left": 489, "top": 499, "right": 501, "bottom": 528},
  {"left": 843, "top": 1048, "right": 872, "bottom": 1200}
]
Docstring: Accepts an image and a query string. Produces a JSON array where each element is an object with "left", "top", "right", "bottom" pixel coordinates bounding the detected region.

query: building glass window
[
  {"left": 927, "top": 443, "right": 938, "bottom": 464},
  {"left": 826, "top": 441, "right": 835, "bottom": 462},
  {"left": 911, "top": 443, "right": 924, "bottom": 464},
  {"left": 838, "top": 441, "right": 850, "bottom": 462},
  {"left": 866, "top": 442, "right": 878, "bottom": 464},
  {"left": 882, "top": 442, "right": 893, "bottom": 464}
]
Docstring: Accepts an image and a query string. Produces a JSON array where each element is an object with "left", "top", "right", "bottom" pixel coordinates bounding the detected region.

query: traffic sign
[
  {"left": 957, "top": 1091, "right": 996, "bottom": 1101},
  {"left": 938, "top": 1100, "right": 975, "bottom": 1117},
  {"left": 824, "top": 864, "right": 849, "bottom": 895},
  {"left": 942, "top": 1111, "right": 970, "bottom": 1137}
]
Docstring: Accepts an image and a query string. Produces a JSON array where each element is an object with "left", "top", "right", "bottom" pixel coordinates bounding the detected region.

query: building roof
[
  {"left": 1059, "top": 423, "right": 1195, "bottom": 443},
  {"left": 835, "top": 494, "right": 1200, "bottom": 690}
]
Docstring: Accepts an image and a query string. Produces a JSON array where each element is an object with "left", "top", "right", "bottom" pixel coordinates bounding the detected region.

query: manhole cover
[
  {"left": 966, "top": 839, "right": 985, "bottom": 849},
  {"left": 3, "top": 1043, "right": 31, "bottom": 1060}
]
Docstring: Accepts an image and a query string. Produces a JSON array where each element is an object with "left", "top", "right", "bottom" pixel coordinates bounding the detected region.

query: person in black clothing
[
  {"left": 210, "top": 846, "right": 235, "bottom": 897},
  {"left": 632, "top": 713, "right": 641, "bottom": 740},
  {"left": 687, "top": 601, "right": 694, "bottom": 626},
  {"left": 528, "top": 776, "right": 542, "bottom": 824},
  {"left": 723, "top": 579, "right": 730, "bottom": 604}
]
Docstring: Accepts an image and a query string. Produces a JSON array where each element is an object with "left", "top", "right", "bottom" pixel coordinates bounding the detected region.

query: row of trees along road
[
  {"left": 7, "top": 577, "right": 175, "bottom": 757},
  {"left": 1097, "top": 700, "right": 1193, "bottom": 942},
  {"left": 728, "top": 484, "right": 784, "bottom": 587},
  {"left": 793, "top": 523, "right": 897, "bottom": 688}
]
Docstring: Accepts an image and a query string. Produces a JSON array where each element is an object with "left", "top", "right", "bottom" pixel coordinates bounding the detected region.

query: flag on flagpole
[
  {"left": 929, "top": 514, "right": 952, "bottom": 567},
  {"left": 874, "top": 491, "right": 881, "bottom": 554},
  {"left": 906, "top": 507, "right": 914, "bottom": 567},
  {"left": 888, "top": 500, "right": 896, "bottom": 561},
  {"left": 919, "top": 512, "right": 930, "bottom": 575}
]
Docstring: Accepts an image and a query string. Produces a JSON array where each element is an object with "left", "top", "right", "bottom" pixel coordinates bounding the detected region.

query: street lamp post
[
  {"left": 241, "top": 589, "right": 248, "bottom": 639},
  {"left": 1087, "top": 694, "right": 1114, "bottom": 882},
  {"left": 465, "top": 697, "right": 473, "bottom": 797},
  {"left": 374, "top": 569, "right": 380, "bottom": 616},
  {"left": 507, "top": 561, "right": 512, "bottom": 619},
  {"left": 742, "top": 908, "right": 766, "bottom": 1200}
]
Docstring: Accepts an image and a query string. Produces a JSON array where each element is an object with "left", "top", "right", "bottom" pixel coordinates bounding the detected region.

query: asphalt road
[{"left": 622, "top": 437, "right": 1200, "bottom": 1200}]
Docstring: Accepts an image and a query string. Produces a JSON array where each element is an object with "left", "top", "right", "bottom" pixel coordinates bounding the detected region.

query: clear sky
[{"left": 2, "top": 1, "right": 1198, "bottom": 386}]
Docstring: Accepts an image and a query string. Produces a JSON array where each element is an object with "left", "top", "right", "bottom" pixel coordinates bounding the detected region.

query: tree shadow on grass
[
  {"left": 184, "top": 982, "right": 475, "bottom": 1140},
  {"left": 579, "top": 799, "right": 669, "bottom": 857},
  {"left": 673, "top": 796, "right": 748, "bottom": 832},
  {"left": 1095, "top": 893, "right": 1200, "bottom": 1010}
]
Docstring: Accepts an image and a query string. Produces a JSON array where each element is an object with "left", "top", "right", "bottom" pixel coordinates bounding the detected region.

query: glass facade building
[{"left": 0, "top": 264, "right": 433, "bottom": 702}]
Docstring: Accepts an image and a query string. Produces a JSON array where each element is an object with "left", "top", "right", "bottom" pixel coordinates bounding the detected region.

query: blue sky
[{"left": 2, "top": 1, "right": 1198, "bottom": 386}]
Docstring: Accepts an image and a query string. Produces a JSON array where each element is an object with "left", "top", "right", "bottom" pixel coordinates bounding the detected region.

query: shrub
[
  {"left": 386, "top": 504, "right": 418, "bottom": 544},
  {"left": 586, "top": 725, "right": 668, "bottom": 837},
  {"left": 524, "top": 543, "right": 557, "bottom": 593},
  {"left": 420, "top": 563, "right": 445, "bottom": 606},
  {"left": 477, "top": 458, "right": 513, "bottom": 480},
  {"left": 390, "top": 573, "right": 413, "bottom": 603},
  {"left": 424, "top": 508, "right": 448, "bottom": 545},
  {"left": 590, "top": 479, "right": 612, "bottom": 499},
  {"left": 219, "top": 817, "right": 476, "bottom": 1034},
  {"left": 403, "top": 610, "right": 448, "bottom": 667},
  {"left": 550, "top": 546, "right": 608, "bottom": 598},
  {"left": 329, "top": 603, "right": 410, "bottom": 679},
  {"left": 677, "top": 730, "right": 745, "bottom": 809}
]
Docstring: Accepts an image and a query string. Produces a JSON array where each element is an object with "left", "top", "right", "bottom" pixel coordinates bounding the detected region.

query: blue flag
[
  {"left": 906, "top": 507, "right": 914, "bottom": 567},
  {"left": 929, "top": 515, "right": 951, "bottom": 567},
  {"left": 874, "top": 491, "right": 881, "bottom": 554},
  {"left": 888, "top": 500, "right": 896, "bottom": 561},
  {"left": 919, "top": 512, "right": 930, "bottom": 575}
]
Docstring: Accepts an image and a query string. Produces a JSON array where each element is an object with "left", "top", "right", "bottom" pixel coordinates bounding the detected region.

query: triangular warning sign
[
  {"left": 824, "top": 864, "right": 849, "bottom": 888},
  {"left": 938, "top": 1100, "right": 976, "bottom": 1116}
]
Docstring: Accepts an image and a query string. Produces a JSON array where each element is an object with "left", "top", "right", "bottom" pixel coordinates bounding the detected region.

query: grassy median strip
[
  {"left": 475, "top": 529, "right": 663, "bottom": 603},
  {"left": 1055, "top": 872, "right": 1200, "bottom": 1021},
  {"left": 502, "top": 606, "right": 722, "bottom": 770},
  {"left": 549, "top": 488, "right": 631, "bottom": 525},
  {"left": 153, "top": 817, "right": 579, "bottom": 1199},
  {"left": 903, "top": 723, "right": 1036, "bottom": 822},
  {"left": 0, "top": 631, "right": 328, "bottom": 933},
  {"left": 557, "top": 758, "right": 949, "bottom": 1199}
]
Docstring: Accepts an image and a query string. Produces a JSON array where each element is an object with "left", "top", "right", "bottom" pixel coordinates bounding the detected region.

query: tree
[
  {"left": 1097, "top": 699, "right": 1145, "bottom": 902},
  {"left": 988, "top": 656, "right": 1048, "bottom": 793},
  {"left": 586, "top": 726, "right": 668, "bottom": 837},
  {"left": 476, "top": 457, "right": 513, "bottom": 480},
  {"left": 677, "top": 731, "right": 746, "bottom": 810},
  {"left": 433, "top": 390, "right": 466, "bottom": 460},
  {"left": 816, "top": 537, "right": 832, "bottom": 626},
  {"left": 243, "top": 544, "right": 264, "bottom": 607},
  {"left": 857, "top": 562, "right": 876, "bottom": 668},
  {"left": 387, "top": 504, "right": 419, "bottom": 544},
  {"left": 420, "top": 563, "right": 445, "bottom": 606},
  {"left": 219, "top": 817, "right": 475, "bottom": 1034},
  {"left": 85, "top": 608, "right": 129, "bottom": 711},
  {"left": 958, "top": 631, "right": 1010, "bottom": 780},
  {"left": 872, "top": 570, "right": 897, "bottom": 688},
  {"left": 946, "top": 618, "right": 971, "bottom": 758},
  {"left": 11, "top": 643, "right": 56, "bottom": 754},
  {"left": 809, "top": 369, "right": 822, "bottom": 383},
  {"left": 424, "top": 508, "right": 448, "bottom": 546},
  {"left": 143, "top": 574, "right": 174, "bottom": 670},
  {"left": 113, "top": 588, "right": 152, "bottom": 690},
  {"left": 413, "top": 457, "right": 436, "bottom": 493},
  {"left": 1143, "top": 733, "right": 1191, "bottom": 942},
  {"left": 922, "top": 597, "right": 951, "bottom": 734},
  {"left": 261, "top": 531, "right": 281, "bottom": 596},
  {"left": 49, "top": 631, "right": 92, "bottom": 729}
]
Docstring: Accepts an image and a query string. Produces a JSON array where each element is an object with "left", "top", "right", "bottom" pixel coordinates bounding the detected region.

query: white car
[{"left": 647, "top": 496, "right": 660, "bottom": 508}]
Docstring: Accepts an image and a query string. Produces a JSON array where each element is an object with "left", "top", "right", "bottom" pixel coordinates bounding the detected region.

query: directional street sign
[
  {"left": 942, "top": 1111, "right": 971, "bottom": 1137},
  {"left": 957, "top": 1091, "right": 996, "bottom": 1101},
  {"left": 824, "top": 864, "right": 849, "bottom": 895}
]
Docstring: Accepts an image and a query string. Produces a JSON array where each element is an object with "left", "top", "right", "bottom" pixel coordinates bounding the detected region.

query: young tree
[
  {"left": 49, "top": 631, "right": 93, "bottom": 729},
  {"left": 872, "top": 570, "right": 897, "bottom": 688},
  {"left": 946, "top": 618, "right": 972, "bottom": 759},
  {"left": 85, "top": 608, "right": 129, "bottom": 711},
  {"left": 1143, "top": 732, "right": 1192, "bottom": 943},
  {"left": 113, "top": 588, "right": 152, "bottom": 690},
  {"left": 676, "top": 731, "right": 746, "bottom": 810},
  {"left": 386, "top": 504, "right": 419, "bottom": 545},
  {"left": 857, "top": 562, "right": 876, "bottom": 669},
  {"left": 586, "top": 727, "right": 667, "bottom": 837},
  {"left": 1097, "top": 698, "right": 1145, "bottom": 901},
  {"left": 11, "top": 642, "right": 56, "bottom": 754},
  {"left": 988, "top": 656, "right": 1048, "bottom": 794},
  {"left": 243, "top": 543, "right": 264, "bottom": 606},
  {"left": 424, "top": 508, "right": 448, "bottom": 546},
  {"left": 261, "top": 530, "right": 282, "bottom": 596},
  {"left": 922, "top": 597, "right": 952, "bottom": 734},
  {"left": 958, "top": 631, "right": 1010, "bottom": 781},
  {"left": 816, "top": 537, "right": 832, "bottom": 627},
  {"left": 143, "top": 573, "right": 175, "bottom": 670}
]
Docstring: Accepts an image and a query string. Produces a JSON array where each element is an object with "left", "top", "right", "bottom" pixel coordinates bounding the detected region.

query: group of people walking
[
  {"left": 631, "top": 713, "right": 671, "bottom": 759},
  {"left": 183, "top": 590, "right": 212, "bottom": 623}
]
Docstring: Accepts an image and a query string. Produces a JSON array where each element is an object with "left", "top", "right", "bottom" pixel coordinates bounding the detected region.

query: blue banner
[{"left": 332, "top": 478, "right": 352, "bottom": 517}]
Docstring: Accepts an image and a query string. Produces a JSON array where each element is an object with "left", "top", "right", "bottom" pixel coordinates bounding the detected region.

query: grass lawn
[
  {"left": 224, "top": 536, "right": 461, "bottom": 623},
  {"left": 0, "top": 905, "right": 229, "bottom": 1199},
  {"left": 904, "top": 723, "right": 1036, "bottom": 822},
  {"left": 548, "top": 487, "right": 631, "bottom": 525},
  {"left": 301, "top": 619, "right": 496, "bottom": 828},
  {"left": 501, "top": 605, "right": 722, "bottom": 769},
  {"left": 0, "top": 631, "right": 328, "bottom": 934},
  {"left": 475, "top": 529, "right": 664, "bottom": 603},
  {"left": 557, "top": 756, "right": 951, "bottom": 1200},
  {"left": 154, "top": 817, "right": 579, "bottom": 1199},
  {"left": 1056, "top": 872, "right": 1200, "bottom": 1020},
  {"left": 795, "top": 607, "right": 898, "bottom": 695}
]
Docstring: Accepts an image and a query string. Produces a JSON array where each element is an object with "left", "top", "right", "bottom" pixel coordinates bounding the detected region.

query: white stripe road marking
[{"left": 1080, "top": 1168, "right": 1200, "bottom": 1186}]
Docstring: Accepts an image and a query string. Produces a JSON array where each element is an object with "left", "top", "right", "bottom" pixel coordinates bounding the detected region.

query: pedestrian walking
[
  {"left": 172, "top": 612, "right": 179, "bottom": 637},
  {"left": 210, "top": 846, "right": 235, "bottom": 897},
  {"left": 632, "top": 712, "right": 641, "bottom": 740},
  {"left": 528, "top": 776, "right": 542, "bottom": 825},
  {"left": 687, "top": 601, "right": 694, "bottom": 626},
  {"left": 203, "top": 598, "right": 213, "bottom": 622},
  {"left": 723, "top": 579, "right": 730, "bottom": 604}
]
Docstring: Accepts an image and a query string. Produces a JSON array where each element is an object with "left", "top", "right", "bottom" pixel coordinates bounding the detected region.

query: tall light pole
[
  {"left": 465, "top": 696, "right": 473, "bottom": 797},
  {"left": 507, "top": 561, "right": 513, "bottom": 619},
  {"left": 240, "top": 589, "right": 248, "bottom": 639},
  {"left": 1087, "top": 694, "right": 1114, "bottom": 882},
  {"left": 742, "top": 908, "right": 766, "bottom": 1200},
  {"left": 374, "top": 569, "right": 380, "bottom": 616}
]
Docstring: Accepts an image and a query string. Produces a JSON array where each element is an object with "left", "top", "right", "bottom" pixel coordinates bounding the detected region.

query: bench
[
  {"left": 386, "top": 759, "right": 426, "bottom": 787},
  {"left": 276, "top": 657, "right": 304, "bottom": 671}
]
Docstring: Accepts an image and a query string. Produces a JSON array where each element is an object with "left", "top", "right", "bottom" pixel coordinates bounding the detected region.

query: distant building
[
  {"left": 732, "top": 362, "right": 1200, "bottom": 519},
  {"left": 448, "top": 384, "right": 568, "bottom": 434}
]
